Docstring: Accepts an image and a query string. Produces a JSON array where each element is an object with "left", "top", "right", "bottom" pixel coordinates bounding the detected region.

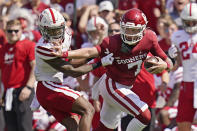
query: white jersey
[
  {"left": 168, "top": 67, "right": 183, "bottom": 89},
  {"left": 35, "top": 31, "right": 72, "bottom": 83},
  {"left": 171, "top": 30, "right": 197, "bottom": 82},
  {"left": 154, "top": 67, "right": 183, "bottom": 108},
  {"left": 154, "top": 67, "right": 183, "bottom": 90}
]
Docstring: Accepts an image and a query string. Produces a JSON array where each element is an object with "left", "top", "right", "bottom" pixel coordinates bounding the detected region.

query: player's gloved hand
[
  {"left": 168, "top": 45, "right": 178, "bottom": 58},
  {"left": 101, "top": 53, "right": 114, "bottom": 66}
]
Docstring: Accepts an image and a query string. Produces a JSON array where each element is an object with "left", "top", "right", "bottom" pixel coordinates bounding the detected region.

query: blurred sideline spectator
[
  {"left": 0, "top": 0, "right": 24, "bottom": 16},
  {"left": 98, "top": 1, "right": 115, "bottom": 24},
  {"left": 0, "top": 15, "right": 8, "bottom": 31},
  {"left": 158, "top": 15, "right": 178, "bottom": 54},
  {"left": 108, "top": 22, "right": 120, "bottom": 36},
  {"left": 78, "top": 5, "right": 98, "bottom": 33},
  {"left": 0, "top": 16, "right": 8, "bottom": 46},
  {"left": 0, "top": 19, "right": 36, "bottom": 131},
  {"left": 8, "top": 8, "right": 41, "bottom": 42},
  {"left": 82, "top": 16, "right": 108, "bottom": 47},
  {"left": 22, "top": 0, "right": 49, "bottom": 15},
  {"left": 118, "top": 0, "right": 138, "bottom": 10},
  {"left": 76, "top": 0, "right": 96, "bottom": 10},
  {"left": 168, "top": 0, "right": 189, "bottom": 29},
  {"left": 96, "top": 0, "right": 119, "bottom": 9},
  {"left": 138, "top": 0, "right": 164, "bottom": 34},
  {"left": 62, "top": 12, "right": 73, "bottom": 30}
]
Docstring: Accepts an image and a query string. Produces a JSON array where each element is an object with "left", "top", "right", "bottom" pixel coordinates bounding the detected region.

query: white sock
[{"left": 126, "top": 118, "right": 147, "bottom": 131}]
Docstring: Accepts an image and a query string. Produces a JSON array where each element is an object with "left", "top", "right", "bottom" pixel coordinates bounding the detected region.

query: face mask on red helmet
[{"left": 120, "top": 8, "right": 148, "bottom": 45}]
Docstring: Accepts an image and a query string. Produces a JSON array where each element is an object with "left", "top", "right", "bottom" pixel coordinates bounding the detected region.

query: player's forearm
[
  {"left": 165, "top": 83, "right": 180, "bottom": 107},
  {"left": 62, "top": 62, "right": 101, "bottom": 78},
  {"left": 63, "top": 65, "right": 93, "bottom": 77},
  {"left": 165, "top": 57, "right": 173, "bottom": 71},
  {"left": 67, "top": 47, "right": 99, "bottom": 59},
  {"left": 161, "top": 71, "right": 169, "bottom": 84},
  {"left": 69, "top": 58, "right": 88, "bottom": 67},
  {"left": 172, "top": 54, "right": 181, "bottom": 71}
]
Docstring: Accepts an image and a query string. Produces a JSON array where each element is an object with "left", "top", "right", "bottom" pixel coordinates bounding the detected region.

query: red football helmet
[{"left": 120, "top": 8, "right": 148, "bottom": 45}]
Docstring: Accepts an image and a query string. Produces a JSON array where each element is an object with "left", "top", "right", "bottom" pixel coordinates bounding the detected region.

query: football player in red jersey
[{"left": 52, "top": 8, "right": 173, "bottom": 131}]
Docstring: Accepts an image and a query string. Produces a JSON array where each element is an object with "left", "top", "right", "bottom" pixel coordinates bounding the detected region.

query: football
[{"left": 144, "top": 56, "right": 159, "bottom": 69}]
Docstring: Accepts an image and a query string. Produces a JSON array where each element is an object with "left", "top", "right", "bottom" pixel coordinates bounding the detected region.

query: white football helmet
[
  {"left": 38, "top": 8, "right": 65, "bottom": 42},
  {"left": 86, "top": 16, "right": 108, "bottom": 45},
  {"left": 120, "top": 8, "right": 148, "bottom": 45},
  {"left": 180, "top": 3, "right": 197, "bottom": 34}
]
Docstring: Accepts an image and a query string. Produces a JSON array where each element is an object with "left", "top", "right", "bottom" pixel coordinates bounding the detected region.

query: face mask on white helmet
[
  {"left": 38, "top": 8, "right": 66, "bottom": 43},
  {"left": 180, "top": 3, "right": 197, "bottom": 34}
]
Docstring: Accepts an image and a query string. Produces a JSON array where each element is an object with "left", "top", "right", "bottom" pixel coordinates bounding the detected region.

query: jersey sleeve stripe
[
  {"left": 95, "top": 45, "right": 101, "bottom": 54},
  {"left": 36, "top": 50, "right": 56, "bottom": 57},
  {"left": 37, "top": 46, "right": 53, "bottom": 52}
]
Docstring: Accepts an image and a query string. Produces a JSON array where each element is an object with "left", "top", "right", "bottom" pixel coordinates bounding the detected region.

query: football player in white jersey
[
  {"left": 34, "top": 8, "right": 114, "bottom": 131},
  {"left": 168, "top": 3, "right": 197, "bottom": 131}
]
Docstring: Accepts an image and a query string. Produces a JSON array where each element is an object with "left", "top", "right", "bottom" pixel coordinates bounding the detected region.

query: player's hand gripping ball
[
  {"left": 144, "top": 56, "right": 167, "bottom": 74},
  {"left": 144, "top": 56, "right": 159, "bottom": 68}
]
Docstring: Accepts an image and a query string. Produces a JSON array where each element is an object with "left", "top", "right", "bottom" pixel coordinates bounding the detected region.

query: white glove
[
  {"left": 101, "top": 53, "right": 114, "bottom": 66},
  {"left": 168, "top": 45, "right": 178, "bottom": 58}
]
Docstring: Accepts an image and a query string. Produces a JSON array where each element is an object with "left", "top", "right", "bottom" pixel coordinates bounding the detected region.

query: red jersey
[
  {"left": 132, "top": 65, "right": 156, "bottom": 108},
  {"left": 0, "top": 40, "right": 35, "bottom": 90},
  {"left": 96, "top": 29, "right": 167, "bottom": 86}
]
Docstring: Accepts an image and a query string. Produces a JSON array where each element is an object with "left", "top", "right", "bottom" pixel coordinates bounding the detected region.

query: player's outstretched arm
[
  {"left": 52, "top": 46, "right": 100, "bottom": 59},
  {"left": 44, "top": 58, "right": 97, "bottom": 77},
  {"left": 44, "top": 53, "right": 114, "bottom": 78}
]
